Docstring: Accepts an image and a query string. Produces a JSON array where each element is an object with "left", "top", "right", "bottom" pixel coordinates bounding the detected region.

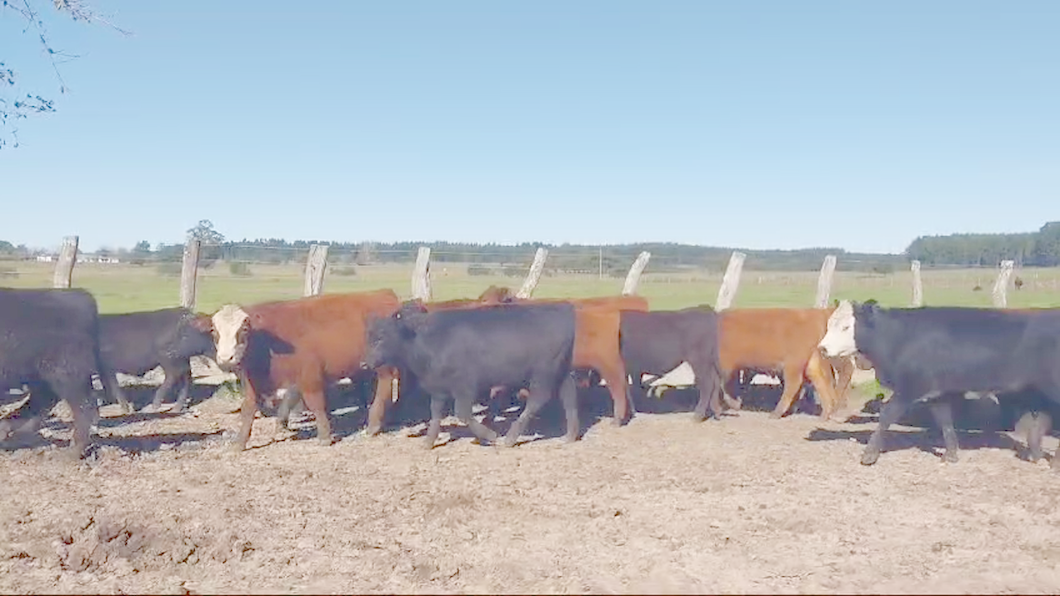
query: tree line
[
  {"left": 5, "top": 220, "right": 1059, "bottom": 273},
  {"left": 905, "top": 222, "right": 1060, "bottom": 268}
]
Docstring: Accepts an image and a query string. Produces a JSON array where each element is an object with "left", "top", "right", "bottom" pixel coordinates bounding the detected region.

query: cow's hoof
[
  {"left": 769, "top": 411, "right": 784, "bottom": 420},
  {"left": 1025, "top": 450, "right": 1044, "bottom": 463},
  {"left": 610, "top": 417, "right": 624, "bottom": 428},
  {"left": 499, "top": 437, "right": 518, "bottom": 448},
  {"left": 317, "top": 436, "right": 335, "bottom": 447},
  {"left": 942, "top": 450, "right": 959, "bottom": 464},
  {"left": 421, "top": 439, "right": 436, "bottom": 450},
  {"left": 226, "top": 442, "right": 247, "bottom": 454},
  {"left": 860, "top": 450, "right": 880, "bottom": 466},
  {"left": 364, "top": 425, "right": 383, "bottom": 437},
  {"left": 563, "top": 434, "right": 578, "bottom": 444}
]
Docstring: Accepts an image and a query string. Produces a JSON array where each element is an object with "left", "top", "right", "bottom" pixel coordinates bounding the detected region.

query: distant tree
[
  {"left": 0, "top": 240, "right": 15, "bottom": 254},
  {"left": 186, "top": 220, "right": 226, "bottom": 267},
  {"left": 187, "top": 220, "right": 225, "bottom": 244},
  {"left": 128, "top": 240, "right": 152, "bottom": 265},
  {"left": 2, "top": 1, "right": 130, "bottom": 149},
  {"left": 1031, "top": 222, "right": 1060, "bottom": 267}
]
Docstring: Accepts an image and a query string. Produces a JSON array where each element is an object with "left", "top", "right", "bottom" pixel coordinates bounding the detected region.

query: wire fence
[{"left": 5, "top": 240, "right": 1060, "bottom": 314}]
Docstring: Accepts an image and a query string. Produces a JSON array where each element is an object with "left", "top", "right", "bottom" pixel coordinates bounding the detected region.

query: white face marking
[
  {"left": 211, "top": 304, "right": 249, "bottom": 367},
  {"left": 818, "top": 300, "right": 857, "bottom": 358}
]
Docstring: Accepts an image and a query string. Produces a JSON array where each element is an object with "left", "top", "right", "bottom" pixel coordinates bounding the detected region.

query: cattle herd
[{"left": 1, "top": 284, "right": 1058, "bottom": 471}]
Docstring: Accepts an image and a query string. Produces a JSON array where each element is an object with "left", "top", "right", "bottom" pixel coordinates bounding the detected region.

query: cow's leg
[
  {"left": 454, "top": 391, "right": 499, "bottom": 446},
  {"left": 148, "top": 362, "right": 182, "bottom": 411},
  {"left": 831, "top": 355, "right": 856, "bottom": 413},
  {"left": 275, "top": 387, "right": 303, "bottom": 429},
  {"left": 101, "top": 369, "right": 134, "bottom": 415},
  {"left": 42, "top": 375, "right": 95, "bottom": 457},
  {"left": 1023, "top": 411, "right": 1051, "bottom": 463},
  {"left": 862, "top": 395, "right": 913, "bottom": 465},
  {"left": 929, "top": 397, "right": 960, "bottom": 463},
  {"left": 501, "top": 383, "right": 551, "bottom": 447},
  {"left": 230, "top": 371, "right": 259, "bottom": 452},
  {"left": 692, "top": 361, "right": 724, "bottom": 422},
  {"left": 596, "top": 360, "right": 631, "bottom": 426},
  {"left": 625, "top": 372, "right": 639, "bottom": 416},
  {"left": 805, "top": 350, "right": 840, "bottom": 421},
  {"left": 0, "top": 382, "right": 58, "bottom": 443},
  {"left": 771, "top": 364, "right": 807, "bottom": 419},
  {"left": 170, "top": 368, "right": 193, "bottom": 413},
  {"left": 423, "top": 393, "right": 447, "bottom": 450},
  {"left": 301, "top": 382, "right": 332, "bottom": 446},
  {"left": 558, "top": 375, "right": 580, "bottom": 443},
  {"left": 365, "top": 366, "right": 397, "bottom": 436}
]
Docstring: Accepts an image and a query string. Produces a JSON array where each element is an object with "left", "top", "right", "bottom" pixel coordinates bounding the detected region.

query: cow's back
[
  {"left": 414, "top": 302, "right": 577, "bottom": 386},
  {"left": 247, "top": 289, "right": 400, "bottom": 381},
  {"left": 621, "top": 307, "right": 719, "bottom": 371},
  {"left": 718, "top": 307, "right": 833, "bottom": 372},
  {"left": 0, "top": 288, "right": 101, "bottom": 380},
  {"left": 98, "top": 308, "right": 191, "bottom": 369}
]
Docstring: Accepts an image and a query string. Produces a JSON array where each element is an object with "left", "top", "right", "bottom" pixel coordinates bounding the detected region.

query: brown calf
[
  {"left": 718, "top": 307, "right": 840, "bottom": 420},
  {"left": 209, "top": 289, "right": 401, "bottom": 450}
]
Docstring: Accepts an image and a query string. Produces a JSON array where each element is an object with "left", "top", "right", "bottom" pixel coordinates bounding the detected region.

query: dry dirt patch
[{"left": 2, "top": 386, "right": 1060, "bottom": 594}]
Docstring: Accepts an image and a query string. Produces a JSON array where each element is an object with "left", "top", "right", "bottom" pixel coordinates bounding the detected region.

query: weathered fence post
[
  {"left": 622, "top": 251, "right": 652, "bottom": 296},
  {"left": 910, "top": 260, "right": 923, "bottom": 307},
  {"left": 179, "top": 239, "right": 201, "bottom": 310},
  {"left": 516, "top": 247, "right": 549, "bottom": 299},
  {"left": 303, "top": 244, "right": 329, "bottom": 297},
  {"left": 715, "top": 251, "right": 746, "bottom": 311},
  {"left": 992, "top": 260, "right": 1015, "bottom": 308},
  {"left": 814, "top": 254, "right": 837, "bottom": 308},
  {"left": 411, "top": 246, "right": 432, "bottom": 302},
  {"left": 52, "top": 235, "right": 79, "bottom": 289}
]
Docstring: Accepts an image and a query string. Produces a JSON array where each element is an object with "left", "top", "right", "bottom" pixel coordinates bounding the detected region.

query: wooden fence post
[
  {"left": 992, "top": 260, "right": 1014, "bottom": 308},
  {"left": 814, "top": 254, "right": 837, "bottom": 308},
  {"left": 715, "top": 251, "right": 746, "bottom": 311},
  {"left": 910, "top": 260, "right": 923, "bottom": 307},
  {"left": 516, "top": 247, "right": 549, "bottom": 299},
  {"left": 622, "top": 251, "right": 652, "bottom": 296},
  {"left": 52, "top": 235, "right": 79, "bottom": 289},
  {"left": 179, "top": 239, "right": 201, "bottom": 310},
  {"left": 411, "top": 246, "right": 432, "bottom": 302},
  {"left": 303, "top": 244, "right": 329, "bottom": 297}
]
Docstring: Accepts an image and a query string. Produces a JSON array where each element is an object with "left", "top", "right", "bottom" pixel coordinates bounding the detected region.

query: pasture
[
  {"left": 3, "top": 260, "right": 1060, "bottom": 594},
  {"left": 3, "top": 259, "right": 1060, "bottom": 313}
]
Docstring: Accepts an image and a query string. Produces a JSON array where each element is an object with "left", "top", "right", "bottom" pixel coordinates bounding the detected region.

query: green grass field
[{"left": 2, "top": 260, "right": 1060, "bottom": 314}]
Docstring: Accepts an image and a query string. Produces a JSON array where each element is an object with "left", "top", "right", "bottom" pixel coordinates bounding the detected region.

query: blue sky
[{"left": 2, "top": 1, "right": 1057, "bottom": 253}]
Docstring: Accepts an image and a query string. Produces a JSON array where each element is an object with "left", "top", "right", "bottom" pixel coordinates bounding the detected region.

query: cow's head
[
  {"left": 364, "top": 302, "right": 429, "bottom": 370},
  {"left": 211, "top": 304, "right": 251, "bottom": 371},
  {"left": 818, "top": 299, "right": 881, "bottom": 358},
  {"left": 184, "top": 312, "right": 218, "bottom": 359},
  {"left": 479, "top": 285, "right": 515, "bottom": 304}
]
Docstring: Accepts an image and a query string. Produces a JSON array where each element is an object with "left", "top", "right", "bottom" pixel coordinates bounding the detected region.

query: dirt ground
[{"left": 2, "top": 379, "right": 1060, "bottom": 595}]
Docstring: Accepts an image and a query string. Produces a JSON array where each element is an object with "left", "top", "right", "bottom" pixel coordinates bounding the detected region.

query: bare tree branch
[{"left": 1, "top": 0, "right": 130, "bottom": 148}]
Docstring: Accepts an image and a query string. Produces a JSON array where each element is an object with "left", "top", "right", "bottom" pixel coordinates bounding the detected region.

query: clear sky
[{"left": 2, "top": 1, "right": 1057, "bottom": 254}]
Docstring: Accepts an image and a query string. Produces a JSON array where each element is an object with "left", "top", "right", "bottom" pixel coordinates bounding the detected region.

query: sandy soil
[{"left": 2, "top": 379, "right": 1060, "bottom": 595}]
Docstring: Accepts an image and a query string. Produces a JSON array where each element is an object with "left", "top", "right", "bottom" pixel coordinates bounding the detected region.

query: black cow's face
[{"left": 364, "top": 317, "right": 405, "bottom": 370}]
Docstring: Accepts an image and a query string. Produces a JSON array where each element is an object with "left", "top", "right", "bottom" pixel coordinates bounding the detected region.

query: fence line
[{"left": 40, "top": 236, "right": 1048, "bottom": 312}]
